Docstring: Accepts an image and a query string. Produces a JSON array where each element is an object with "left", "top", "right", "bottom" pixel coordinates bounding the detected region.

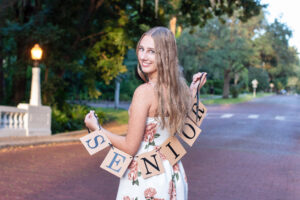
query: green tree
[
  {"left": 178, "top": 11, "right": 264, "bottom": 98},
  {"left": 254, "top": 19, "right": 300, "bottom": 92}
]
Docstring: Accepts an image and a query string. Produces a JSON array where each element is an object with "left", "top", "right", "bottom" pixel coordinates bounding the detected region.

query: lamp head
[{"left": 31, "top": 44, "right": 43, "bottom": 60}]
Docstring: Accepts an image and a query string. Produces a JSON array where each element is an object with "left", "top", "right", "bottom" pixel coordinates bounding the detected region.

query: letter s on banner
[{"left": 80, "top": 130, "right": 110, "bottom": 155}]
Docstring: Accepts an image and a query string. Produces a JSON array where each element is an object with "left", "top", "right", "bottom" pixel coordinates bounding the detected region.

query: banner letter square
[
  {"left": 160, "top": 136, "right": 186, "bottom": 166},
  {"left": 138, "top": 149, "right": 165, "bottom": 179},
  {"left": 179, "top": 117, "right": 202, "bottom": 147},
  {"left": 188, "top": 98, "right": 207, "bottom": 127},
  {"left": 100, "top": 147, "right": 132, "bottom": 178},
  {"left": 80, "top": 130, "right": 110, "bottom": 155}
]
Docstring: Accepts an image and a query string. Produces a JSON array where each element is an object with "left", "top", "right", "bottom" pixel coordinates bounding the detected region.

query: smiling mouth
[{"left": 142, "top": 62, "right": 152, "bottom": 67}]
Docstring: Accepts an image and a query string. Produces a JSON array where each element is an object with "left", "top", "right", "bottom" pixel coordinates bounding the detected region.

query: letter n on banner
[
  {"left": 178, "top": 117, "right": 202, "bottom": 147},
  {"left": 188, "top": 97, "right": 207, "bottom": 127},
  {"left": 100, "top": 147, "right": 132, "bottom": 178},
  {"left": 137, "top": 149, "right": 165, "bottom": 179},
  {"left": 80, "top": 130, "right": 110, "bottom": 155},
  {"left": 160, "top": 136, "right": 186, "bottom": 166}
]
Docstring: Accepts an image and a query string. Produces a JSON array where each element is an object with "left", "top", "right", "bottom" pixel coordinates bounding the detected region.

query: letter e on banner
[
  {"left": 100, "top": 147, "right": 132, "bottom": 178},
  {"left": 188, "top": 98, "right": 207, "bottom": 127},
  {"left": 80, "top": 130, "right": 110, "bottom": 155},
  {"left": 179, "top": 117, "right": 202, "bottom": 147},
  {"left": 137, "top": 149, "right": 165, "bottom": 179},
  {"left": 160, "top": 136, "right": 186, "bottom": 166}
]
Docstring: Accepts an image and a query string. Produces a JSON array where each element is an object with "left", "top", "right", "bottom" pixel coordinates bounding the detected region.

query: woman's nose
[{"left": 140, "top": 51, "right": 148, "bottom": 60}]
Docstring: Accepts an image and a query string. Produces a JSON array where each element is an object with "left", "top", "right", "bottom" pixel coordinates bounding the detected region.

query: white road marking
[
  {"left": 220, "top": 114, "right": 234, "bottom": 118},
  {"left": 248, "top": 114, "right": 259, "bottom": 119},
  {"left": 275, "top": 116, "right": 285, "bottom": 121}
]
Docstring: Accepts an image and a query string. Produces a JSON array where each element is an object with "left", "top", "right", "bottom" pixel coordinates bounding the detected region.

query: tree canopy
[{"left": 0, "top": 0, "right": 264, "bottom": 106}]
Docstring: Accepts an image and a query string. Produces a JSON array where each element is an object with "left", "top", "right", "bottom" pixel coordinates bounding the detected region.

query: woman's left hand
[
  {"left": 190, "top": 72, "right": 207, "bottom": 97},
  {"left": 84, "top": 110, "right": 100, "bottom": 132}
]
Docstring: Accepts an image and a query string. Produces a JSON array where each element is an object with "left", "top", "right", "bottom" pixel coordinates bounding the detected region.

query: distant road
[{"left": 1, "top": 95, "right": 300, "bottom": 200}]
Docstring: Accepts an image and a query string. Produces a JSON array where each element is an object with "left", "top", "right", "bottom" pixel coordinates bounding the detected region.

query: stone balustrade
[{"left": 0, "top": 104, "right": 51, "bottom": 137}]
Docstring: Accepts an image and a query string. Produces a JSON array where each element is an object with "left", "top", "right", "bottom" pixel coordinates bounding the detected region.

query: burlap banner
[{"left": 80, "top": 96, "right": 207, "bottom": 179}]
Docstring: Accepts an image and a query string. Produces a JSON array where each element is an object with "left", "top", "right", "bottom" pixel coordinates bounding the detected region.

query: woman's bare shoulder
[
  {"left": 131, "top": 83, "right": 155, "bottom": 107},
  {"left": 129, "top": 83, "right": 156, "bottom": 116},
  {"left": 133, "top": 83, "right": 155, "bottom": 96}
]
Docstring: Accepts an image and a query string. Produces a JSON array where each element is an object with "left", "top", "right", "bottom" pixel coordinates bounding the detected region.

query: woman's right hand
[
  {"left": 84, "top": 110, "right": 99, "bottom": 132},
  {"left": 190, "top": 72, "right": 207, "bottom": 97}
]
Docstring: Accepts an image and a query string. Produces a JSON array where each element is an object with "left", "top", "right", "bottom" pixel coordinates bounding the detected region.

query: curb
[
  {"left": 0, "top": 123, "right": 128, "bottom": 150},
  {"left": 0, "top": 130, "right": 86, "bottom": 149}
]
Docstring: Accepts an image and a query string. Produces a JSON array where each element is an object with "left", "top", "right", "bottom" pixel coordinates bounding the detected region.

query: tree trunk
[
  {"left": 11, "top": 1, "right": 33, "bottom": 105},
  {"left": 0, "top": 35, "right": 4, "bottom": 103},
  {"left": 12, "top": 38, "right": 28, "bottom": 105},
  {"left": 234, "top": 73, "right": 239, "bottom": 85},
  {"left": 114, "top": 78, "right": 120, "bottom": 109},
  {"left": 222, "top": 70, "right": 231, "bottom": 99}
]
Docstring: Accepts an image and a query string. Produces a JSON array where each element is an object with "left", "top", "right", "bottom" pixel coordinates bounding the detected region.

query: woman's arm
[{"left": 85, "top": 84, "right": 152, "bottom": 156}]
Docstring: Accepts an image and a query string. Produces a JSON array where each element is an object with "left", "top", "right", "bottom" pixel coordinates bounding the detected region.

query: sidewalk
[{"left": 0, "top": 123, "right": 128, "bottom": 149}]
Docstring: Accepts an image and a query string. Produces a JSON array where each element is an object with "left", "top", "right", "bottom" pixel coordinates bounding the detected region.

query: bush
[
  {"left": 51, "top": 104, "right": 107, "bottom": 134},
  {"left": 200, "top": 79, "right": 223, "bottom": 95},
  {"left": 231, "top": 85, "right": 239, "bottom": 98}
]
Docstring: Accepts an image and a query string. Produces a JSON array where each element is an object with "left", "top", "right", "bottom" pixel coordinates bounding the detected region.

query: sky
[{"left": 260, "top": 0, "right": 300, "bottom": 53}]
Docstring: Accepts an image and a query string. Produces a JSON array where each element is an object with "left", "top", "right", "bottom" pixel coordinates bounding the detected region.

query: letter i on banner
[
  {"left": 100, "top": 147, "right": 132, "bottom": 178},
  {"left": 137, "top": 149, "right": 165, "bottom": 179},
  {"left": 160, "top": 136, "right": 186, "bottom": 166},
  {"left": 188, "top": 97, "right": 207, "bottom": 127},
  {"left": 80, "top": 130, "right": 110, "bottom": 155}
]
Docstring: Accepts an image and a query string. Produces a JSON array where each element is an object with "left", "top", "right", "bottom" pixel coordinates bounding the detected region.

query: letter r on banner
[
  {"left": 100, "top": 147, "right": 132, "bottom": 178},
  {"left": 80, "top": 130, "right": 110, "bottom": 155},
  {"left": 138, "top": 149, "right": 165, "bottom": 179},
  {"left": 188, "top": 98, "right": 207, "bottom": 127}
]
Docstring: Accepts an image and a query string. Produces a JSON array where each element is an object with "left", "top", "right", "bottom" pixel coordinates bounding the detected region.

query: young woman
[{"left": 85, "top": 27, "right": 207, "bottom": 200}]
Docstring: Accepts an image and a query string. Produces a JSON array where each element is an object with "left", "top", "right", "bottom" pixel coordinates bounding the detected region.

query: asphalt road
[{"left": 1, "top": 95, "right": 300, "bottom": 200}]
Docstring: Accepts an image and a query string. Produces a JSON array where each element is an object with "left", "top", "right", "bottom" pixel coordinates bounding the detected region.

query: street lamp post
[
  {"left": 16, "top": 43, "right": 51, "bottom": 136},
  {"left": 251, "top": 79, "right": 258, "bottom": 97},
  {"left": 269, "top": 83, "right": 274, "bottom": 93},
  {"left": 30, "top": 44, "right": 43, "bottom": 106}
]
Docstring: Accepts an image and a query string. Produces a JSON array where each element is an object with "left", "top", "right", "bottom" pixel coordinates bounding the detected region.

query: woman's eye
[
  {"left": 149, "top": 50, "right": 155, "bottom": 54},
  {"left": 139, "top": 47, "right": 144, "bottom": 51}
]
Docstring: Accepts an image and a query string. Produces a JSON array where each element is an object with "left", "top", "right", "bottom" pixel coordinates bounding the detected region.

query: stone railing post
[{"left": 17, "top": 103, "right": 51, "bottom": 136}]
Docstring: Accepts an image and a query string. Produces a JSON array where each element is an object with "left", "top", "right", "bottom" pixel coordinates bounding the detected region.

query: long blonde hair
[{"left": 136, "top": 27, "right": 192, "bottom": 135}]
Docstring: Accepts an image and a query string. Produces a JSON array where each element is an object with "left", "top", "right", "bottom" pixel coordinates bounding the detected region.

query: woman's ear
[{"left": 137, "top": 63, "right": 148, "bottom": 82}]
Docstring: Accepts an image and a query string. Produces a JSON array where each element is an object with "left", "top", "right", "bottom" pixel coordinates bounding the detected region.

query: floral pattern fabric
[{"left": 116, "top": 117, "right": 188, "bottom": 200}]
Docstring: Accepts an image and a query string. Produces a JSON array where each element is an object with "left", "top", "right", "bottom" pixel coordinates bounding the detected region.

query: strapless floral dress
[{"left": 116, "top": 117, "right": 188, "bottom": 200}]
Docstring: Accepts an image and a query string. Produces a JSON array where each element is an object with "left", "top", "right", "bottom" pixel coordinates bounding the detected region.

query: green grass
[
  {"left": 202, "top": 92, "right": 273, "bottom": 105},
  {"left": 95, "top": 107, "right": 129, "bottom": 125}
]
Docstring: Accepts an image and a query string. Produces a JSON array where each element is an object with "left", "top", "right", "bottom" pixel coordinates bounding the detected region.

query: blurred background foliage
[{"left": 0, "top": 0, "right": 299, "bottom": 133}]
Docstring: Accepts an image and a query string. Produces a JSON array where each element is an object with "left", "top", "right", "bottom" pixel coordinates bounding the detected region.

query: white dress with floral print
[{"left": 116, "top": 117, "right": 188, "bottom": 200}]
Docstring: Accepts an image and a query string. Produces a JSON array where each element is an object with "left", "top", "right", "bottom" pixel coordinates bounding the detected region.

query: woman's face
[{"left": 138, "top": 35, "right": 157, "bottom": 77}]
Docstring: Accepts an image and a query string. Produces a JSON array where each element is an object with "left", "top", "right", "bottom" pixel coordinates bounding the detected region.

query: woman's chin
[{"left": 141, "top": 68, "right": 153, "bottom": 73}]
